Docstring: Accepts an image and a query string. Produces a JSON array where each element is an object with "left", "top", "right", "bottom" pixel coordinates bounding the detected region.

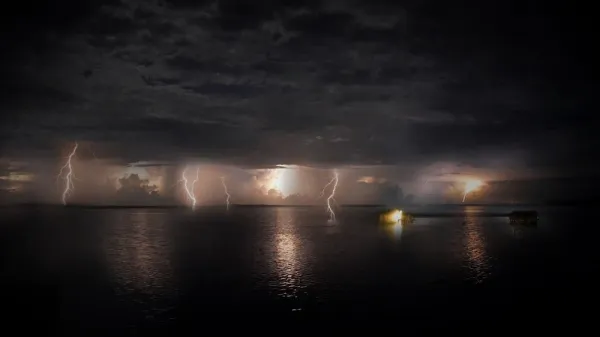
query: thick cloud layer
[{"left": 0, "top": 0, "right": 596, "bottom": 203}]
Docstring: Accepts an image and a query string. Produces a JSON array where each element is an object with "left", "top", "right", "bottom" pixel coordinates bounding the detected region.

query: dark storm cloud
[{"left": 1, "top": 0, "right": 594, "bottom": 178}]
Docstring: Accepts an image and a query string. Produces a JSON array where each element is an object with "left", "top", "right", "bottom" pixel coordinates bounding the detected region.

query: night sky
[{"left": 0, "top": 1, "right": 596, "bottom": 204}]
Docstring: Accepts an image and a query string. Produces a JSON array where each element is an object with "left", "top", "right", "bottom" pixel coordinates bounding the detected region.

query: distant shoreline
[{"left": 0, "top": 202, "right": 588, "bottom": 209}]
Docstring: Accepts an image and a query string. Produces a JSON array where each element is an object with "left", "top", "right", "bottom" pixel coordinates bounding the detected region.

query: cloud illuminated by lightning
[
  {"left": 221, "top": 176, "right": 231, "bottom": 210},
  {"left": 56, "top": 142, "right": 78, "bottom": 205},
  {"left": 180, "top": 166, "right": 200, "bottom": 210},
  {"left": 462, "top": 179, "right": 483, "bottom": 202},
  {"left": 325, "top": 170, "right": 339, "bottom": 222}
]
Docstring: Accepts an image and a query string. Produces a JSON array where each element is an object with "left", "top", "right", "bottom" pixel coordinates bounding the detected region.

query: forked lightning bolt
[
  {"left": 319, "top": 175, "right": 336, "bottom": 198},
  {"left": 57, "top": 142, "right": 78, "bottom": 205},
  {"left": 221, "top": 177, "right": 231, "bottom": 211},
  {"left": 325, "top": 170, "right": 339, "bottom": 222},
  {"left": 180, "top": 166, "right": 200, "bottom": 210}
]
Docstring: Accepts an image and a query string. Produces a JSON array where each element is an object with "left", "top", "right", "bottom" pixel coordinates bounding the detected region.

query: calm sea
[{"left": 1, "top": 205, "right": 598, "bottom": 334}]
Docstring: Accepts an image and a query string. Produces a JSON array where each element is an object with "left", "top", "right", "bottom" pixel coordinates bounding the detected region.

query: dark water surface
[{"left": 1, "top": 205, "right": 598, "bottom": 334}]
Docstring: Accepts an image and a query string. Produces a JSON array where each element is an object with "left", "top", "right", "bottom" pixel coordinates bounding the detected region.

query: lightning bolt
[
  {"left": 57, "top": 142, "right": 78, "bottom": 205},
  {"left": 85, "top": 143, "right": 98, "bottom": 161},
  {"left": 324, "top": 170, "right": 339, "bottom": 222},
  {"left": 180, "top": 166, "right": 200, "bottom": 210},
  {"left": 221, "top": 177, "right": 231, "bottom": 211},
  {"left": 462, "top": 180, "right": 482, "bottom": 203},
  {"left": 319, "top": 176, "right": 335, "bottom": 198}
]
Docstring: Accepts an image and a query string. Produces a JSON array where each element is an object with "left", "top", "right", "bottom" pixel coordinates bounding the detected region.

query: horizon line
[{"left": 0, "top": 202, "right": 578, "bottom": 209}]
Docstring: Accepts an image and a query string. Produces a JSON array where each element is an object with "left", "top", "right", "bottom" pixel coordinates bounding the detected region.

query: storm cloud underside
[{"left": 0, "top": 0, "right": 596, "bottom": 203}]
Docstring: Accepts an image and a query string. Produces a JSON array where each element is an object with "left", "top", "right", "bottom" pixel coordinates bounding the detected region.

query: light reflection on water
[
  {"left": 104, "top": 211, "right": 175, "bottom": 298},
  {"left": 271, "top": 208, "right": 307, "bottom": 301},
  {"left": 382, "top": 222, "right": 404, "bottom": 241},
  {"left": 392, "top": 222, "right": 403, "bottom": 240},
  {"left": 2, "top": 205, "right": 595, "bottom": 330},
  {"left": 462, "top": 208, "right": 491, "bottom": 283}
]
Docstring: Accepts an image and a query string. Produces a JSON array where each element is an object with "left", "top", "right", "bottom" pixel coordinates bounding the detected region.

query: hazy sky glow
[{"left": 0, "top": 1, "right": 595, "bottom": 204}]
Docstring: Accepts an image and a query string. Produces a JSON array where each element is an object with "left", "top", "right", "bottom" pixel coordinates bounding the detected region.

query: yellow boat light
[{"left": 380, "top": 209, "right": 403, "bottom": 224}]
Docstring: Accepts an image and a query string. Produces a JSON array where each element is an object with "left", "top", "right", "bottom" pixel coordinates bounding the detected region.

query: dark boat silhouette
[{"left": 509, "top": 210, "right": 538, "bottom": 226}]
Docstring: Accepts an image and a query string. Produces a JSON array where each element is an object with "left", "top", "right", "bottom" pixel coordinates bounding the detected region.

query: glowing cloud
[
  {"left": 357, "top": 176, "right": 386, "bottom": 184},
  {"left": 463, "top": 179, "right": 483, "bottom": 202},
  {"left": 357, "top": 176, "right": 376, "bottom": 183},
  {"left": 262, "top": 167, "right": 296, "bottom": 197}
]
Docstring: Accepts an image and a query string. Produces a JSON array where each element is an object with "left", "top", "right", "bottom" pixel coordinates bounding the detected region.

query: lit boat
[{"left": 379, "top": 209, "right": 414, "bottom": 224}]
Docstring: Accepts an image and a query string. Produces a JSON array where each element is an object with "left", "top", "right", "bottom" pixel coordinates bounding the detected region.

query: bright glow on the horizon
[
  {"left": 265, "top": 168, "right": 296, "bottom": 197},
  {"left": 463, "top": 179, "right": 483, "bottom": 202}
]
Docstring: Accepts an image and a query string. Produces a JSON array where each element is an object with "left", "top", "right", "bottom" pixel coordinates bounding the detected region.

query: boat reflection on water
[
  {"left": 380, "top": 219, "right": 404, "bottom": 241},
  {"left": 508, "top": 210, "right": 538, "bottom": 238},
  {"left": 509, "top": 222, "right": 538, "bottom": 238},
  {"left": 391, "top": 222, "right": 404, "bottom": 240}
]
